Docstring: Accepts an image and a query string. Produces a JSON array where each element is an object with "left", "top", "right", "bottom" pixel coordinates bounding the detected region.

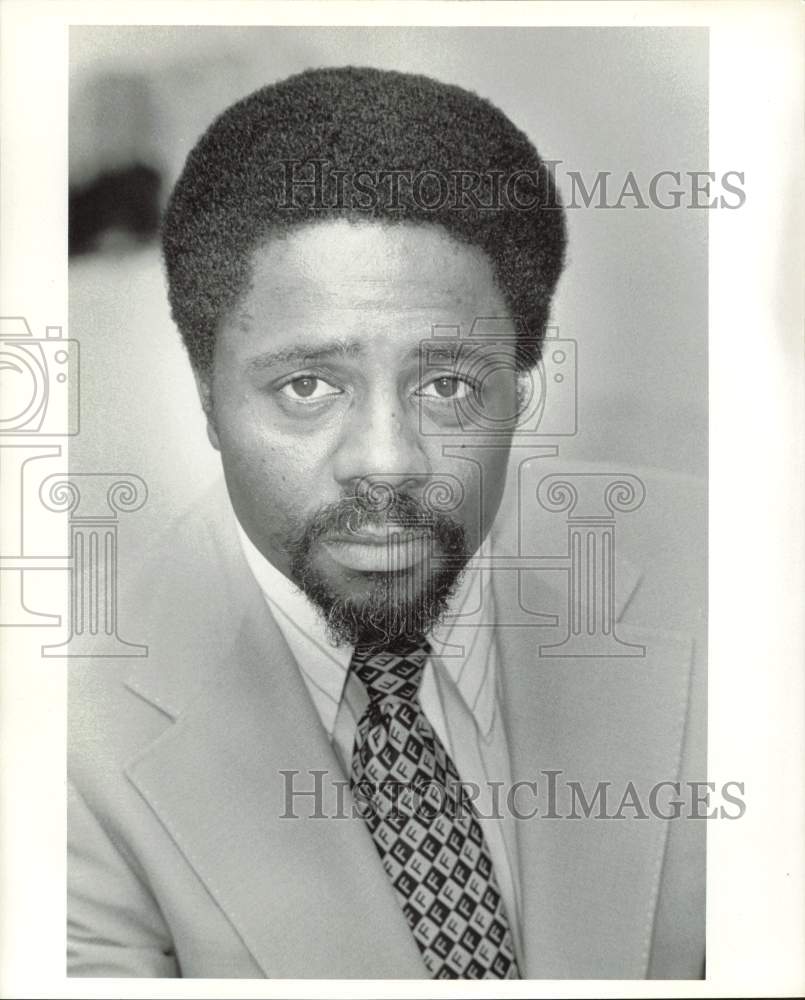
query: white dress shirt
[{"left": 236, "top": 520, "right": 523, "bottom": 962}]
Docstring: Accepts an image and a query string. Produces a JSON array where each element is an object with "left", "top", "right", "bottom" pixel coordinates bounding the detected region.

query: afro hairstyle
[{"left": 162, "top": 65, "right": 567, "bottom": 374}]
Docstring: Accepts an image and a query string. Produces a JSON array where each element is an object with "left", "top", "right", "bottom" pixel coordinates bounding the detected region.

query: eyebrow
[
  {"left": 244, "top": 337, "right": 467, "bottom": 373},
  {"left": 422, "top": 342, "right": 464, "bottom": 364},
  {"left": 244, "top": 339, "right": 363, "bottom": 372}
]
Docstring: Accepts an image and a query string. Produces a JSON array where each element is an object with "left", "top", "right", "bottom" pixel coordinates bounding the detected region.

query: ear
[{"left": 193, "top": 370, "right": 221, "bottom": 451}]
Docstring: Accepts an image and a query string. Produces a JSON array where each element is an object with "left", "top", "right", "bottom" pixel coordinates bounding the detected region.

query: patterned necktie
[{"left": 349, "top": 636, "right": 519, "bottom": 979}]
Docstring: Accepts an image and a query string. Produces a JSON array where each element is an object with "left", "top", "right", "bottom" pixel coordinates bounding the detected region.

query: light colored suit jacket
[{"left": 68, "top": 463, "right": 706, "bottom": 979}]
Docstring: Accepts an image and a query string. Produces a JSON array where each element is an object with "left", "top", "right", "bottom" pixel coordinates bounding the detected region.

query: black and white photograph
[
  {"left": 0, "top": 3, "right": 803, "bottom": 997},
  {"left": 67, "top": 24, "right": 712, "bottom": 981}
]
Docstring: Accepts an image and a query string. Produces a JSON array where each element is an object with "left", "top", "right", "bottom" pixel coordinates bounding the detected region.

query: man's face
[{"left": 204, "top": 220, "right": 519, "bottom": 646}]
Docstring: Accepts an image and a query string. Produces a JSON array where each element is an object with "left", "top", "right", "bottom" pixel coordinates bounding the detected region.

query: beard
[{"left": 285, "top": 491, "right": 469, "bottom": 650}]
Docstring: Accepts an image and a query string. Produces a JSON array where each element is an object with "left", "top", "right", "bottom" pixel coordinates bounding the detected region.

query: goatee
[{"left": 286, "top": 492, "right": 469, "bottom": 649}]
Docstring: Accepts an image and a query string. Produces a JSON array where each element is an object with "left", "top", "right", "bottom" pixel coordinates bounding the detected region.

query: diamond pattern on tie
[{"left": 349, "top": 636, "right": 519, "bottom": 980}]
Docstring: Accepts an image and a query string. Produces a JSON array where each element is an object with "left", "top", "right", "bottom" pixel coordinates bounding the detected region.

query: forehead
[{"left": 225, "top": 220, "right": 507, "bottom": 347}]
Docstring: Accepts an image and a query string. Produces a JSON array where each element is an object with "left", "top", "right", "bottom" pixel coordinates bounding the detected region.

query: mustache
[
  {"left": 286, "top": 491, "right": 469, "bottom": 567},
  {"left": 302, "top": 493, "right": 442, "bottom": 544}
]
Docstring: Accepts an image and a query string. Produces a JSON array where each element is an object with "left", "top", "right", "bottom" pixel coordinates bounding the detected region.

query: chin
[{"left": 311, "top": 549, "right": 429, "bottom": 604}]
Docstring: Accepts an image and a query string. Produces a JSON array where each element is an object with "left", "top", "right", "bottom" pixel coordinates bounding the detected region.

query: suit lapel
[
  {"left": 122, "top": 496, "right": 426, "bottom": 978},
  {"left": 498, "top": 606, "right": 693, "bottom": 978}
]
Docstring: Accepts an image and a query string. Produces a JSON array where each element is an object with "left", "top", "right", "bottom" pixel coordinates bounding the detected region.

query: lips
[{"left": 320, "top": 529, "right": 434, "bottom": 572}]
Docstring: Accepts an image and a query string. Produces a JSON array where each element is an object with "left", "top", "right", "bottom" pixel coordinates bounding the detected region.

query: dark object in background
[{"left": 69, "top": 163, "right": 162, "bottom": 256}]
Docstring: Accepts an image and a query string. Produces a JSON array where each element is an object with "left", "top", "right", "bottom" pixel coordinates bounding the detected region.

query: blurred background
[{"left": 69, "top": 26, "right": 708, "bottom": 537}]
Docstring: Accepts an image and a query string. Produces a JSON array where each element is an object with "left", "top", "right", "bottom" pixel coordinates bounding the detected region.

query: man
[{"left": 68, "top": 66, "right": 705, "bottom": 979}]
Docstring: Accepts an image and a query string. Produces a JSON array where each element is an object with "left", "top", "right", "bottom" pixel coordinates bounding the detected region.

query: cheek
[
  {"left": 212, "top": 403, "right": 333, "bottom": 564},
  {"left": 429, "top": 444, "right": 512, "bottom": 550},
  {"left": 478, "top": 446, "right": 513, "bottom": 515},
  {"left": 427, "top": 372, "right": 516, "bottom": 546},
  {"left": 215, "top": 387, "right": 327, "bottom": 493},
  {"left": 221, "top": 437, "right": 295, "bottom": 532}
]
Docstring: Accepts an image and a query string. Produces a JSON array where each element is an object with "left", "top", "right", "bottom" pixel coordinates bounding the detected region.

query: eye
[
  {"left": 278, "top": 375, "right": 342, "bottom": 401},
  {"left": 417, "top": 375, "right": 476, "bottom": 400}
]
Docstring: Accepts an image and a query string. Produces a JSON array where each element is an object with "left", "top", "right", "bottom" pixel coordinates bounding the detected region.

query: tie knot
[{"left": 350, "top": 636, "right": 430, "bottom": 703}]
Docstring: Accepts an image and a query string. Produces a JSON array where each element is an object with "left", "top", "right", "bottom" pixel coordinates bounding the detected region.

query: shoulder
[
  {"left": 68, "top": 479, "right": 257, "bottom": 786},
  {"left": 495, "top": 457, "right": 706, "bottom": 637}
]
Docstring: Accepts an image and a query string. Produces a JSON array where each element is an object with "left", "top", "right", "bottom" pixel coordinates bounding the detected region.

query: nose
[{"left": 331, "top": 387, "right": 429, "bottom": 497}]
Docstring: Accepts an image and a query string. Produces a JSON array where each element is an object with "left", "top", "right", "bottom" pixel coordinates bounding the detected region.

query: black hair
[{"left": 162, "top": 65, "right": 567, "bottom": 374}]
